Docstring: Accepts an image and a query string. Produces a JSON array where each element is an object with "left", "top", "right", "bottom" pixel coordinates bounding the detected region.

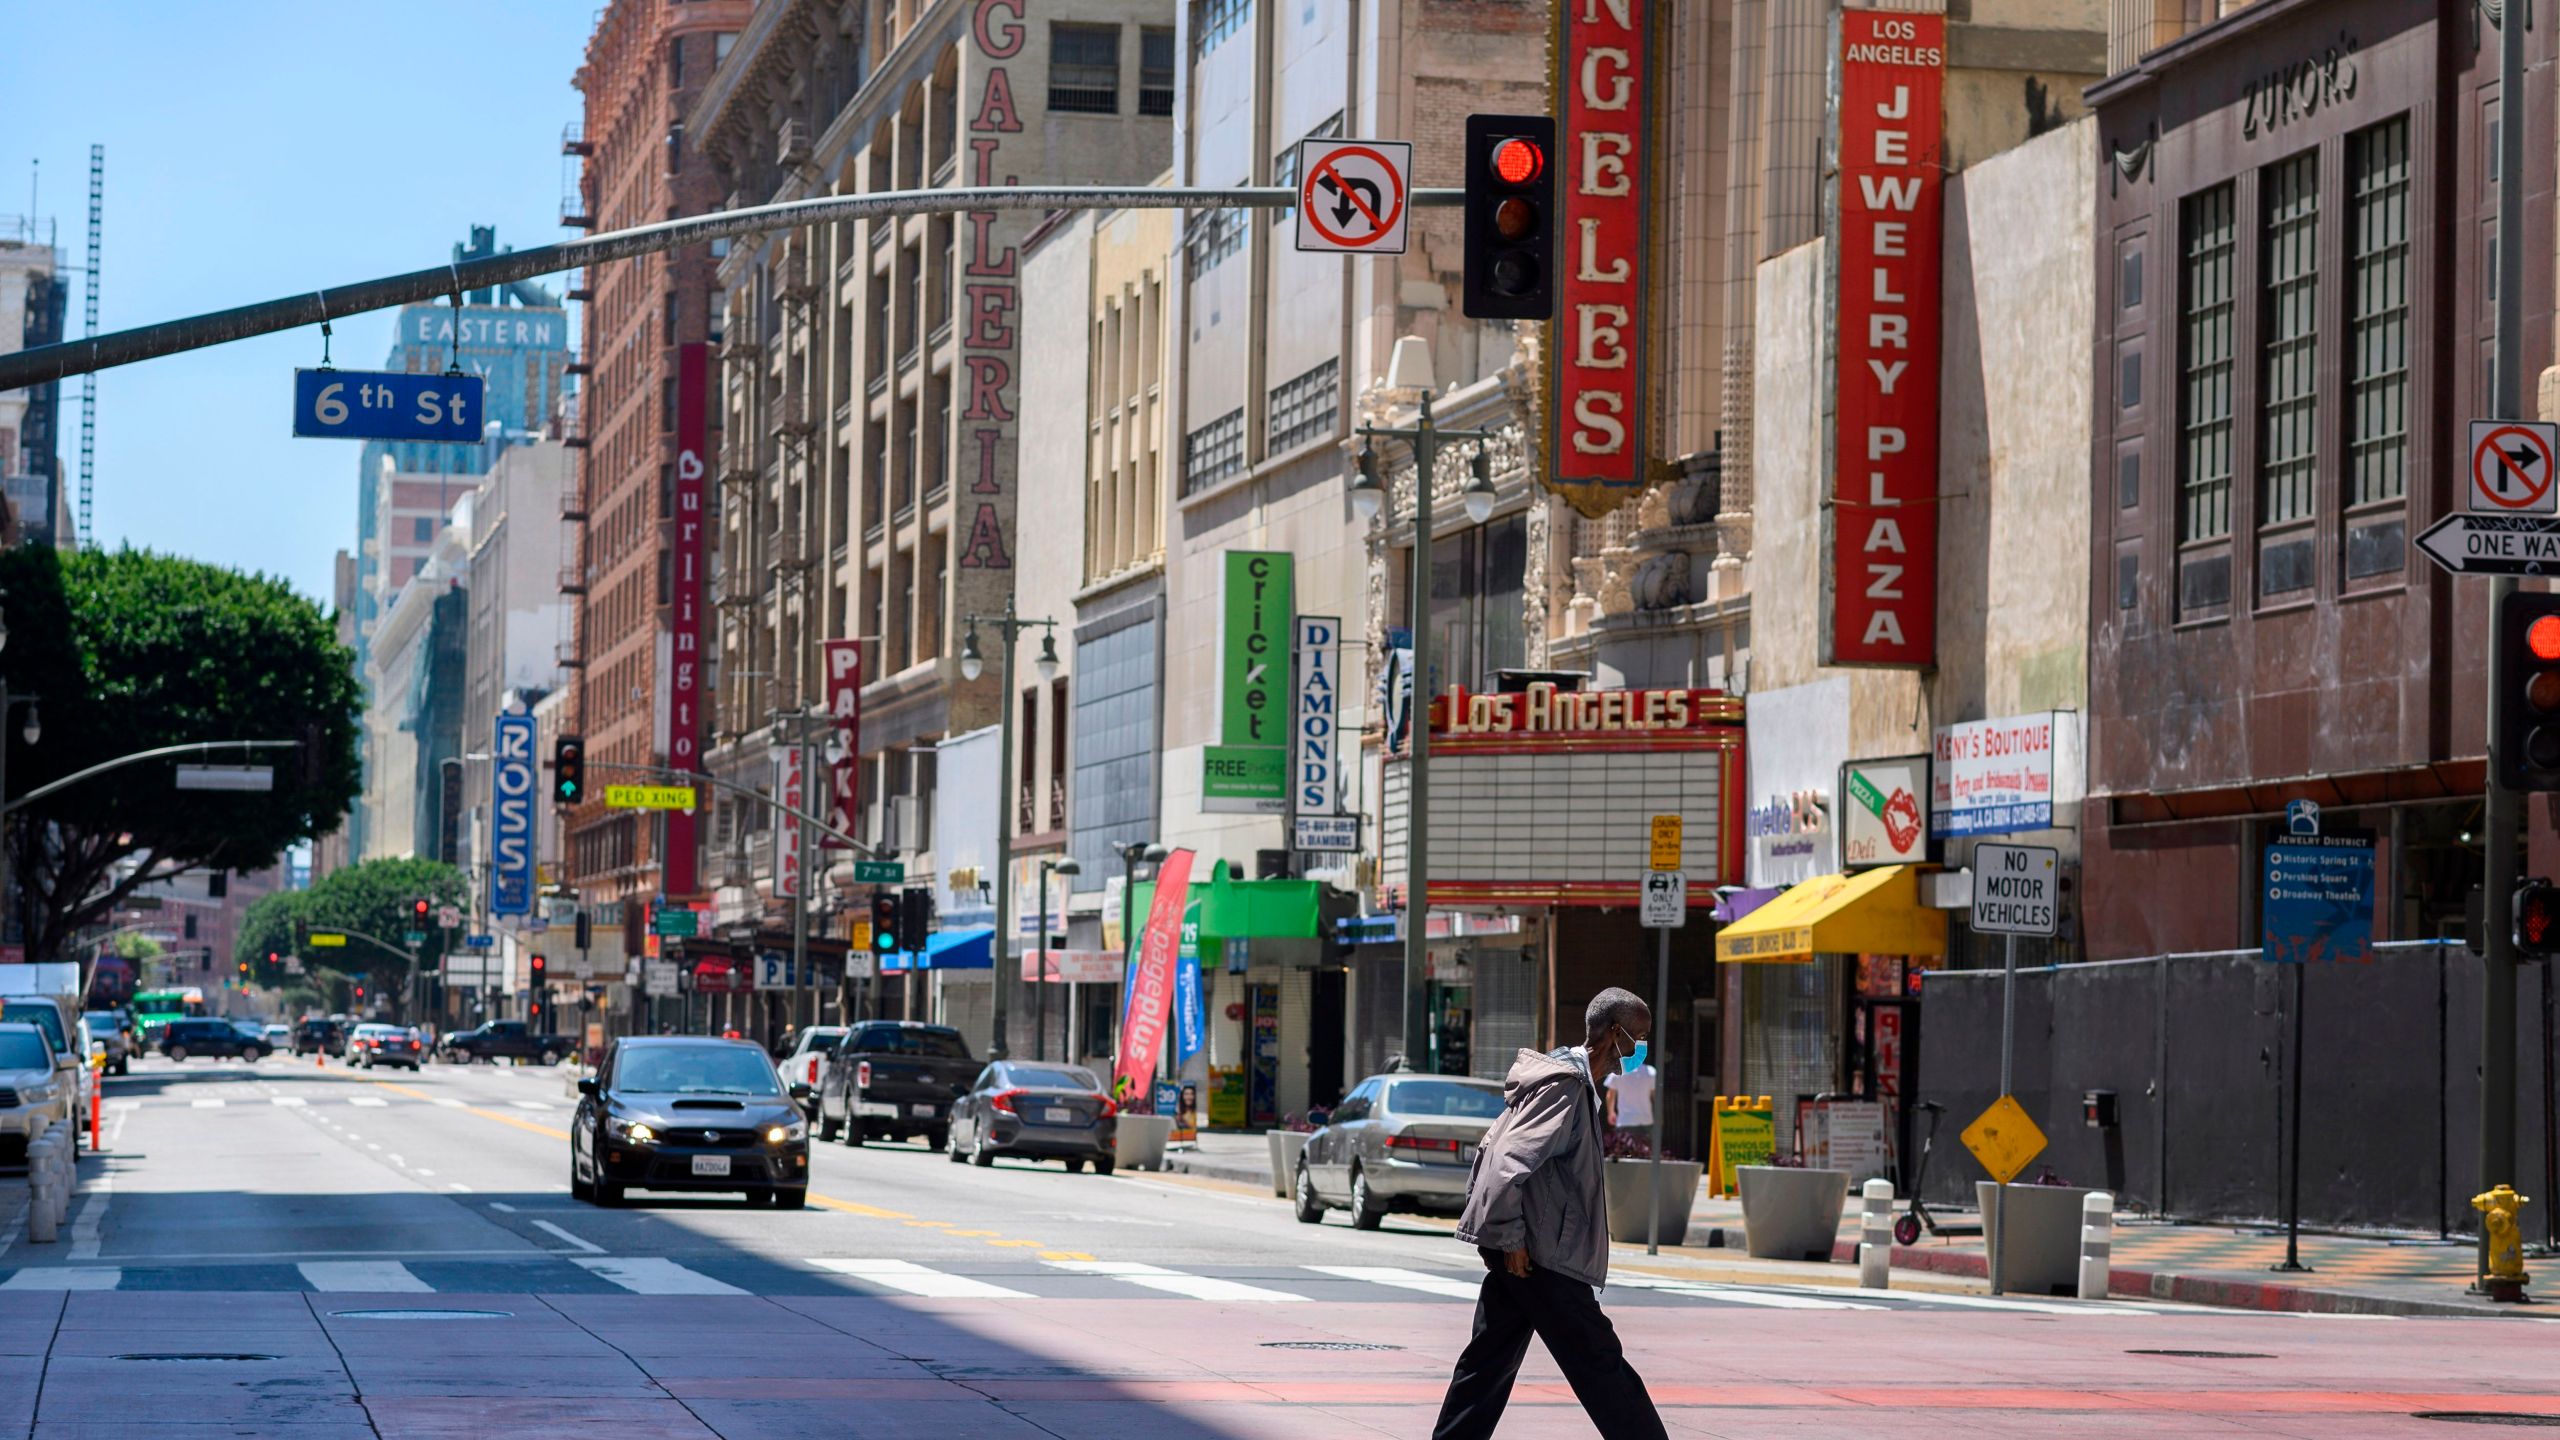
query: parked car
[
  {"left": 293, "top": 1019, "right": 345, "bottom": 1057},
  {"left": 0, "top": 1024, "right": 70, "bottom": 1158},
  {"left": 570, "top": 1036, "right": 809, "bottom": 1208},
  {"left": 352, "top": 1023, "right": 423, "bottom": 1071},
  {"left": 81, "top": 1011, "right": 132, "bottom": 1076},
  {"left": 816, "top": 1021, "right": 977, "bottom": 1149},
  {"left": 440, "top": 1020, "right": 569, "bottom": 1065},
  {"left": 159, "top": 1017, "right": 270, "bottom": 1063},
  {"left": 1293, "top": 1073, "right": 1505, "bottom": 1230},
  {"left": 262, "top": 1024, "right": 290, "bottom": 1051},
  {"left": 4, "top": 998, "right": 91, "bottom": 1147},
  {"left": 778, "top": 1025, "right": 848, "bottom": 1120},
  {"left": 947, "top": 1061, "right": 1117, "bottom": 1173}
]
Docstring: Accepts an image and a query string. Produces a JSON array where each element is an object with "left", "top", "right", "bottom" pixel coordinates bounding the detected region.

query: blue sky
[{"left": 11, "top": 2, "right": 598, "bottom": 605}]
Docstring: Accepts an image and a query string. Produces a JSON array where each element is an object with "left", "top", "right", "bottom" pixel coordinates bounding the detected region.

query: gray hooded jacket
[{"left": 1453, "top": 1046, "right": 1610, "bottom": 1288}]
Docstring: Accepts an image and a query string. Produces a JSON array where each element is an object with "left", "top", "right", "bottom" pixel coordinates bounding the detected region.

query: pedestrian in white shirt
[{"left": 1604, "top": 1058, "right": 1656, "bottom": 1143}]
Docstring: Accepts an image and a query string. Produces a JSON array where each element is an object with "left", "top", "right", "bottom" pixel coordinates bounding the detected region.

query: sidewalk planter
[
  {"left": 1604, "top": 1159, "right": 1703, "bottom": 1246},
  {"left": 1976, "top": 1182, "right": 2099, "bottom": 1296},
  {"left": 1116, "top": 1115, "right": 1175, "bottom": 1171},
  {"left": 1739, "top": 1166, "right": 1851, "bottom": 1261},
  {"left": 1266, "top": 1130, "right": 1310, "bottom": 1198}
]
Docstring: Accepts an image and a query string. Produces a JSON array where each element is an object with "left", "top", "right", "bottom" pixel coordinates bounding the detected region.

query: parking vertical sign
[{"left": 491, "top": 714, "right": 536, "bottom": 917}]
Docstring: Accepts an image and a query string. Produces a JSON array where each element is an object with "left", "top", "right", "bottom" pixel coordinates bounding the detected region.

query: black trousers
[{"left": 1431, "top": 1252, "right": 1668, "bottom": 1440}]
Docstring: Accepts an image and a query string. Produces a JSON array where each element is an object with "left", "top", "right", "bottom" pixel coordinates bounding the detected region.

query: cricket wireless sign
[{"left": 1830, "top": 11, "right": 1944, "bottom": 668}]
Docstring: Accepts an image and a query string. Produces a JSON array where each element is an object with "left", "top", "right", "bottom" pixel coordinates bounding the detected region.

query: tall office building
[{"left": 0, "top": 217, "right": 69, "bottom": 548}]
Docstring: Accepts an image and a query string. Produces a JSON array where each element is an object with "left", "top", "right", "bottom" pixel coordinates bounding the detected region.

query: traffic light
[
  {"left": 574, "top": 909, "right": 591, "bottom": 949},
  {"left": 1461, "top": 114, "right": 1555, "bottom": 320},
  {"left": 553, "top": 735, "right": 586, "bottom": 805},
  {"left": 2500, "top": 593, "right": 2560, "bottom": 791},
  {"left": 530, "top": 953, "right": 548, "bottom": 984},
  {"left": 897, "top": 887, "right": 934, "bottom": 954},
  {"left": 2520, "top": 882, "right": 2560, "bottom": 960},
  {"left": 412, "top": 896, "right": 431, "bottom": 923},
  {"left": 871, "top": 893, "right": 900, "bottom": 956}
]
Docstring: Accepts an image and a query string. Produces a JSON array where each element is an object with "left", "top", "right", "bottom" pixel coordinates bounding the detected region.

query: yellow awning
[{"left": 1714, "top": 866, "right": 1946, "bottom": 964}]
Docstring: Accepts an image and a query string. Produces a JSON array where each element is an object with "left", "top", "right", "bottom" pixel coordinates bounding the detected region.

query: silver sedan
[{"left": 1293, "top": 1073, "right": 1505, "bottom": 1230}]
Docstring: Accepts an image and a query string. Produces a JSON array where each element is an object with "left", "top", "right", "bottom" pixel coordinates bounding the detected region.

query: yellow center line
[
  {"left": 985, "top": 1238, "right": 1047, "bottom": 1248},
  {"left": 364, "top": 1075, "right": 571, "bottom": 1140},
  {"left": 1040, "top": 1250, "right": 1095, "bottom": 1261}
]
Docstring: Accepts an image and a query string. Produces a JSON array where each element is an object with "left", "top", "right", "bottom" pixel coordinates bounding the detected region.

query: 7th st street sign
[{"left": 2417, "top": 512, "right": 2560, "bottom": 576}]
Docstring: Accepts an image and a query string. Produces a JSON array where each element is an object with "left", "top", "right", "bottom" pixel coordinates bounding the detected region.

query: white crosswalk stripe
[
  {"left": 347, "top": 1097, "right": 389, "bottom": 1107},
  {"left": 1304, "top": 1264, "right": 1485, "bottom": 1299},
  {"left": 189, "top": 1099, "right": 224, "bottom": 1109},
  {"left": 298, "top": 1261, "right": 430, "bottom": 1292},
  {"left": 813, "top": 1258, "right": 1033, "bottom": 1299},
  {"left": 1045, "top": 1259, "right": 1308, "bottom": 1303},
  {"left": 573, "top": 1257, "right": 746, "bottom": 1295},
  {"left": 1, "top": 1268, "right": 118, "bottom": 1290},
  {"left": 269, "top": 1097, "right": 307, "bottom": 1107},
  {"left": 1610, "top": 1275, "right": 1884, "bottom": 1310}
]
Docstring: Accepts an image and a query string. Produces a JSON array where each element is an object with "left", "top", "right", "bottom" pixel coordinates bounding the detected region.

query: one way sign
[{"left": 2417, "top": 511, "right": 2560, "bottom": 577}]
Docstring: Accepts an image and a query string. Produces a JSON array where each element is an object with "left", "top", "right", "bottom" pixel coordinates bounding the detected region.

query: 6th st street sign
[{"left": 293, "top": 368, "right": 483, "bottom": 443}]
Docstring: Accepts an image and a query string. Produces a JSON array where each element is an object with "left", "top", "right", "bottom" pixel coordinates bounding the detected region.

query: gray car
[
  {"left": 947, "top": 1061, "right": 1117, "bottom": 1173},
  {"left": 1294, "top": 1073, "right": 1506, "bottom": 1229}
]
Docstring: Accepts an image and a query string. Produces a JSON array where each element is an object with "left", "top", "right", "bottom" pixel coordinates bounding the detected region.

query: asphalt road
[{"left": 4, "top": 1056, "right": 2553, "bottom": 1438}]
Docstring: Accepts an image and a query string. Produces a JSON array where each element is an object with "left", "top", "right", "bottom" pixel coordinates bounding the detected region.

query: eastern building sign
[
  {"left": 1545, "top": 0, "right": 1654, "bottom": 519},
  {"left": 1828, "top": 9, "right": 1944, "bottom": 668},
  {"left": 1382, "top": 685, "right": 1743, "bottom": 906}
]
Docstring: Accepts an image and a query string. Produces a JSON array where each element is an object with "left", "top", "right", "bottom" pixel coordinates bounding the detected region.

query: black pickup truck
[
  {"left": 816, "top": 1021, "right": 977, "bottom": 1150},
  {"left": 440, "top": 1020, "right": 570, "bottom": 1065}
]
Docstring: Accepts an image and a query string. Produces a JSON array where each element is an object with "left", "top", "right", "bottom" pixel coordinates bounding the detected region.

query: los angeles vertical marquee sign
[
  {"left": 1546, "top": 0, "right": 1661, "bottom": 520},
  {"left": 1828, "top": 10, "right": 1945, "bottom": 667}
]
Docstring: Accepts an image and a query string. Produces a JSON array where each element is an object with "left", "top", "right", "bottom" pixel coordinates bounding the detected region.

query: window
[
  {"left": 2256, "top": 151, "right": 2319, "bottom": 599},
  {"left": 1418, "top": 513, "right": 1528, "bottom": 691},
  {"left": 1184, "top": 200, "right": 1247, "bottom": 279},
  {"left": 1182, "top": 408, "right": 1244, "bottom": 495},
  {"left": 663, "top": 290, "right": 678, "bottom": 345},
  {"left": 1195, "top": 0, "right": 1249, "bottom": 60},
  {"left": 2117, "top": 446, "right": 2141, "bottom": 510},
  {"left": 1272, "top": 112, "right": 1345, "bottom": 225},
  {"left": 1267, "top": 358, "right": 1338, "bottom": 454},
  {"left": 413, "top": 517, "right": 433, "bottom": 544},
  {"left": 1139, "top": 28, "right": 1176, "bottom": 115},
  {"left": 2176, "top": 182, "right": 2237, "bottom": 617},
  {"left": 1049, "top": 24, "right": 1119, "bottom": 114},
  {"left": 2346, "top": 115, "right": 2412, "bottom": 579}
]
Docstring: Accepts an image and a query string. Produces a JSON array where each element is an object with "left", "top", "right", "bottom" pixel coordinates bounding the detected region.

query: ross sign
[
  {"left": 1112, "top": 848, "right": 1195, "bottom": 1105},
  {"left": 1648, "top": 814, "right": 1683, "bottom": 871},
  {"left": 1932, "top": 712, "right": 2079, "bottom": 838},
  {"left": 2468, "top": 419, "right": 2560, "bottom": 514},
  {"left": 485, "top": 713, "right": 536, "bottom": 917},
  {"left": 1639, "top": 870, "right": 1687, "bottom": 929},
  {"left": 650, "top": 907, "right": 700, "bottom": 939},
  {"left": 173, "top": 765, "right": 272, "bottom": 792},
  {"left": 605, "top": 784, "right": 696, "bottom": 811},
  {"left": 292, "top": 368, "right": 484, "bottom": 443},
  {"left": 2415, "top": 512, "right": 2560, "bottom": 577},
  {"left": 1545, "top": 0, "right": 1650, "bottom": 518},
  {"left": 1841, "top": 755, "right": 1931, "bottom": 869},
  {"left": 1828, "top": 9, "right": 1946, "bottom": 668},
  {"left": 772, "top": 745, "right": 804, "bottom": 900},
  {"left": 1971, "top": 843, "right": 2058, "bottom": 936},
  {"left": 852, "top": 860, "right": 905, "bottom": 884},
  {"left": 1291, "top": 139, "right": 1410, "bottom": 254},
  {"left": 1294, "top": 814, "right": 1359, "bottom": 852},
  {"left": 2262, "top": 830, "right": 2377, "bottom": 964},
  {"left": 1207, "top": 552, "right": 1293, "bottom": 813},
  {"left": 1961, "top": 1093, "right": 2047, "bottom": 1186},
  {"left": 1292, "top": 616, "right": 1346, "bottom": 824},
  {"left": 307, "top": 932, "right": 348, "bottom": 949},
  {"left": 663, "top": 343, "right": 709, "bottom": 896},
  {"left": 820, "top": 639, "right": 862, "bottom": 849}
]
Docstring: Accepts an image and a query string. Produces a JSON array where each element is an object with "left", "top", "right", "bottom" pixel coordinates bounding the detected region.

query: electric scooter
[{"left": 1892, "top": 1100, "right": 1985, "bottom": 1246}]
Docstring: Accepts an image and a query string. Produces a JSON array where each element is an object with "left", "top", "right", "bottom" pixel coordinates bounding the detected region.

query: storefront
[
  {"left": 1132, "top": 861, "right": 1345, "bottom": 1128},
  {"left": 1336, "top": 910, "right": 1536, "bottom": 1082},
  {"left": 876, "top": 928, "right": 996, "bottom": 1053}
]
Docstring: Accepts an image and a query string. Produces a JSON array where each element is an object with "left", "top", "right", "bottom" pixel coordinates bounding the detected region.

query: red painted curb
[{"left": 1824, "top": 1237, "right": 2508, "bottom": 1318}]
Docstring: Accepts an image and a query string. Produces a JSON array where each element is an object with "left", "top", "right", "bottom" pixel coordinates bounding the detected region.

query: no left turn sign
[
  {"left": 2468, "top": 418, "right": 2560, "bottom": 515},
  {"left": 1294, "top": 139, "right": 1410, "bottom": 256}
]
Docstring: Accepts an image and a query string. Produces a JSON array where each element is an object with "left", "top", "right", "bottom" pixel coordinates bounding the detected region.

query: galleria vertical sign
[
  {"left": 1828, "top": 10, "right": 1944, "bottom": 668},
  {"left": 1547, "top": 0, "right": 1651, "bottom": 519},
  {"left": 958, "top": 0, "right": 1023, "bottom": 575}
]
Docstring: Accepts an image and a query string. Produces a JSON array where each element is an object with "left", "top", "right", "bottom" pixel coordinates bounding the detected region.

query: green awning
[{"left": 1133, "top": 859, "right": 1325, "bottom": 944}]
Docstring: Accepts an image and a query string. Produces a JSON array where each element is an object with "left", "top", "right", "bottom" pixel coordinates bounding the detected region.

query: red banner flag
[{"left": 1112, "top": 847, "right": 1195, "bottom": 1107}]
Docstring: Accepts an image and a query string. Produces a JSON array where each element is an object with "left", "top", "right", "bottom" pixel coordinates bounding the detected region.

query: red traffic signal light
[
  {"left": 1490, "top": 137, "right": 1543, "bottom": 186},
  {"left": 1461, "top": 114, "right": 1555, "bottom": 320},
  {"left": 2518, "top": 881, "right": 2560, "bottom": 959},
  {"left": 530, "top": 954, "right": 548, "bottom": 980},
  {"left": 412, "top": 896, "right": 431, "bottom": 919},
  {"left": 2499, "top": 593, "right": 2560, "bottom": 789}
]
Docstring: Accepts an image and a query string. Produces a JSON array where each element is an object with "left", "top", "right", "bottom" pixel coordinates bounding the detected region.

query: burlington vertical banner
[
  {"left": 1828, "top": 10, "right": 1944, "bottom": 667},
  {"left": 664, "top": 341, "right": 709, "bottom": 895}
]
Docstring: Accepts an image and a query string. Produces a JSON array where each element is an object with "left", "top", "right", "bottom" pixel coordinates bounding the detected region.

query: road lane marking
[
  {"left": 270, "top": 1097, "right": 307, "bottom": 1107},
  {"left": 415, "top": 1169, "right": 433, "bottom": 1177},
  {"left": 347, "top": 1097, "right": 388, "bottom": 1107},
  {"left": 1305, "top": 1264, "right": 1484, "bottom": 1299},
  {"left": 66, "top": 1179, "right": 111, "bottom": 1262},
  {"left": 902, "top": 1220, "right": 951, "bottom": 1228},
  {"left": 532, "top": 1220, "right": 603, "bottom": 1255},
  {"left": 433, "top": 1099, "right": 465, "bottom": 1108},
  {"left": 447, "top": 1183, "right": 473, "bottom": 1193},
  {"left": 189, "top": 1099, "right": 224, "bottom": 1109},
  {"left": 985, "top": 1239, "right": 1048, "bottom": 1248},
  {"left": 809, "top": 1195, "right": 911, "bottom": 1220},
  {"left": 489, "top": 1203, "right": 517, "bottom": 1213},
  {"left": 812, "top": 1259, "right": 1032, "bottom": 1299},
  {"left": 1, "top": 1269, "right": 118, "bottom": 1290},
  {"left": 1609, "top": 1276, "right": 1883, "bottom": 1311},
  {"left": 299, "top": 1261, "right": 429, "bottom": 1292},
  {"left": 573, "top": 1257, "right": 745, "bottom": 1295},
  {"left": 511, "top": 1101, "right": 554, "bottom": 1111},
  {"left": 1045, "top": 1259, "right": 1310, "bottom": 1303},
  {"left": 1040, "top": 1251, "right": 1095, "bottom": 1261}
]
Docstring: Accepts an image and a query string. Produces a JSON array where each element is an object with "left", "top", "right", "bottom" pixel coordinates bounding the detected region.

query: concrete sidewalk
[{"left": 1167, "top": 1130, "right": 2531, "bottom": 1319}]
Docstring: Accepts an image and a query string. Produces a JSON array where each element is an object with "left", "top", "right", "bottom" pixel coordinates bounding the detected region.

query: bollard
[
  {"left": 26, "top": 1131, "right": 58, "bottom": 1244},
  {"left": 2078, "top": 1189, "right": 2114, "bottom": 1301},
  {"left": 1859, "top": 1177, "right": 1894, "bottom": 1289}
]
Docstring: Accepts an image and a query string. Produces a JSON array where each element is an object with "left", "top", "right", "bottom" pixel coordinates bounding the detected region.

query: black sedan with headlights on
[{"left": 571, "top": 1036, "right": 810, "bottom": 1208}]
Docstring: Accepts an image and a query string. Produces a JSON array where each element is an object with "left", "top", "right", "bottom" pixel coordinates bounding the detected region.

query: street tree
[
  {"left": 296, "top": 856, "right": 467, "bottom": 1001},
  {"left": 0, "top": 546, "right": 361, "bottom": 964}
]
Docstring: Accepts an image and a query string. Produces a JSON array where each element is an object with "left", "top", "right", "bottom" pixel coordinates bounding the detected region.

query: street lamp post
[
  {"left": 959, "top": 598, "right": 1061, "bottom": 1061},
  {"left": 1352, "top": 337, "right": 1496, "bottom": 1073},
  {"left": 1036, "top": 856, "right": 1080, "bottom": 1061}
]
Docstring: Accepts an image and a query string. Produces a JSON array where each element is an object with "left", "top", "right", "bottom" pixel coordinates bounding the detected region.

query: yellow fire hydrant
[{"left": 2472, "top": 1185, "right": 2533, "bottom": 1301}]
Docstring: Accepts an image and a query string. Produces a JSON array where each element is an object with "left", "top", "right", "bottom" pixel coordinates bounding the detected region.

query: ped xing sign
[
  {"left": 490, "top": 714, "right": 536, "bottom": 918},
  {"left": 293, "top": 368, "right": 483, "bottom": 443},
  {"left": 606, "top": 784, "right": 696, "bottom": 810}
]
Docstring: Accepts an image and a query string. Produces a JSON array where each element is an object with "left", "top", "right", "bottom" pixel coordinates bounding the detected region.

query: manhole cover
[
  {"left": 2415, "top": 1416, "right": 2560, "bottom": 1428},
  {"left": 2127, "top": 1349, "right": 2276, "bottom": 1359},
  {"left": 1261, "top": 1341, "right": 1401, "bottom": 1352},
  {"left": 114, "top": 1353, "right": 280, "bottom": 1363},
  {"left": 327, "top": 1308, "right": 512, "bottom": 1321}
]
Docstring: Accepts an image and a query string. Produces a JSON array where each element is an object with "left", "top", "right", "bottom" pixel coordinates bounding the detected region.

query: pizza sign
[{"left": 1841, "top": 755, "right": 1931, "bottom": 868}]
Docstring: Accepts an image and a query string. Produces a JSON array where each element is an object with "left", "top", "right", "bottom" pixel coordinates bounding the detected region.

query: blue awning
[{"left": 881, "top": 926, "right": 995, "bottom": 973}]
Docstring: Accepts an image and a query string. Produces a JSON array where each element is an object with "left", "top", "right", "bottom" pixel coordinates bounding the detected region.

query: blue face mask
[{"left": 1616, "top": 1028, "right": 1648, "bottom": 1075}]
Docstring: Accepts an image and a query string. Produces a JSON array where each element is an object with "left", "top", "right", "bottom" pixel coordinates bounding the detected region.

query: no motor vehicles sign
[{"left": 1971, "top": 843, "right": 2057, "bottom": 937}]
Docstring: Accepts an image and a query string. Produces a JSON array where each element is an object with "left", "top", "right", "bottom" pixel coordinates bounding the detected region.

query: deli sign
[
  {"left": 1546, "top": 0, "right": 1652, "bottom": 519},
  {"left": 1828, "top": 10, "right": 1944, "bottom": 668}
]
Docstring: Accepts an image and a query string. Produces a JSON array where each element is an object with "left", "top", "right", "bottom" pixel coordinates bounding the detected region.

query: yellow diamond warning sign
[{"left": 1960, "top": 1094, "right": 2047, "bottom": 1186}]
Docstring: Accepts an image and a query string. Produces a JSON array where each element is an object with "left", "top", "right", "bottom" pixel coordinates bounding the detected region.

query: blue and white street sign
[
  {"left": 463, "top": 934, "right": 496, "bottom": 950},
  {"left": 292, "top": 368, "right": 484, "bottom": 442},
  {"left": 490, "top": 714, "right": 537, "bottom": 918}
]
